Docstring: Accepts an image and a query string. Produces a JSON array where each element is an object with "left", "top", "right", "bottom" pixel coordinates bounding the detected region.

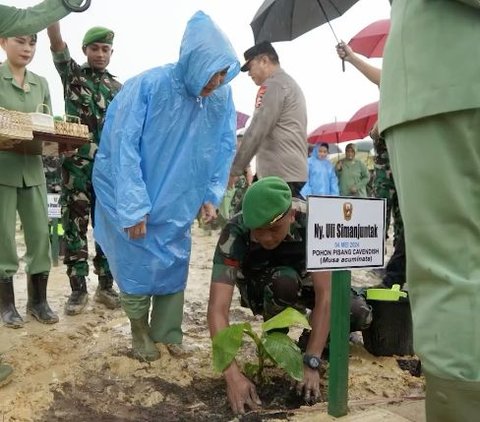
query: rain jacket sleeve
[
  {"left": 300, "top": 181, "right": 311, "bottom": 199},
  {"left": 111, "top": 80, "right": 152, "bottom": 229},
  {"left": 230, "top": 78, "right": 283, "bottom": 176},
  {"left": 203, "top": 88, "right": 237, "bottom": 207},
  {"left": 329, "top": 165, "right": 339, "bottom": 195}
]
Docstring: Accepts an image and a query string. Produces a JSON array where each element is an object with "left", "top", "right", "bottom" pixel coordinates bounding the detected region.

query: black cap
[{"left": 240, "top": 41, "right": 278, "bottom": 72}]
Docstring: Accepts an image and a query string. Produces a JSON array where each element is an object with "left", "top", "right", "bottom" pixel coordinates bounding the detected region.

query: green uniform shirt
[
  {"left": 0, "top": 0, "right": 84, "bottom": 38},
  {"left": 211, "top": 199, "right": 307, "bottom": 285},
  {"left": 0, "top": 62, "right": 51, "bottom": 187},
  {"left": 335, "top": 158, "right": 369, "bottom": 197},
  {"left": 51, "top": 45, "right": 122, "bottom": 150}
]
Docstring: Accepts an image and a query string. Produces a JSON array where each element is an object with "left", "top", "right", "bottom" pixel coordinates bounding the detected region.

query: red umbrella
[
  {"left": 348, "top": 19, "right": 390, "bottom": 58},
  {"left": 344, "top": 101, "right": 378, "bottom": 138},
  {"left": 308, "top": 121, "right": 362, "bottom": 144}
]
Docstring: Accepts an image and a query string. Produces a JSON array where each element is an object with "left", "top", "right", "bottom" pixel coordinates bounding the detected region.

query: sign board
[
  {"left": 307, "top": 196, "right": 386, "bottom": 271},
  {"left": 47, "top": 193, "right": 61, "bottom": 219}
]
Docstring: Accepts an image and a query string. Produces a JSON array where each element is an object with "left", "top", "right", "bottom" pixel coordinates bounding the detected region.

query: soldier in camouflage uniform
[
  {"left": 47, "top": 23, "right": 122, "bottom": 314},
  {"left": 336, "top": 43, "right": 405, "bottom": 288},
  {"left": 371, "top": 129, "right": 406, "bottom": 288},
  {"left": 208, "top": 177, "right": 372, "bottom": 414},
  {"left": 42, "top": 155, "right": 62, "bottom": 194}
]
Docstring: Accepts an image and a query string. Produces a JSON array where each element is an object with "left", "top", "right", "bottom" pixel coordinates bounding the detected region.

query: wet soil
[
  {"left": 1, "top": 224, "right": 425, "bottom": 421},
  {"left": 42, "top": 371, "right": 313, "bottom": 422}
]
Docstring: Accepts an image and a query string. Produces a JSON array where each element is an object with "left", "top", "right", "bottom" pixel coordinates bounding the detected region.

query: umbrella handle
[
  {"left": 62, "top": 0, "right": 91, "bottom": 12},
  {"left": 342, "top": 59, "right": 345, "bottom": 72}
]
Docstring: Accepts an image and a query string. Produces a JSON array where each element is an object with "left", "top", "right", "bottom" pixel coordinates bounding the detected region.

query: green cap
[
  {"left": 82, "top": 26, "right": 114, "bottom": 46},
  {"left": 242, "top": 177, "right": 292, "bottom": 229}
]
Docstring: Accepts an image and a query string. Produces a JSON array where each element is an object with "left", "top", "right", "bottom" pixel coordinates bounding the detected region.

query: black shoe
[{"left": 65, "top": 276, "right": 88, "bottom": 316}]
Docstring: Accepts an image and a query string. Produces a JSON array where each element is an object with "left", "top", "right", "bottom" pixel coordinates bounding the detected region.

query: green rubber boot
[
  {"left": 149, "top": 291, "right": 185, "bottom": 344},
  {"left": 425, "top": 372, "right": 480, "bottom": 422},
  {"left": 129, "top": 314, "right": 160, "bottom": 362},
  {"left": 0, "top": 360, "right": 13, "bottom": 387},
  {"left": 120, "top": 293, "right": 159, "bottom": 361}
]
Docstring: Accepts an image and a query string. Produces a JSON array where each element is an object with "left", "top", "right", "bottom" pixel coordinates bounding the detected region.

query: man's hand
[
  {"left": 336, "top": 161, "right": 343, "bottom": 171},
  {"left": 296, "top": 366, "right": 322, "bottom": 404},
  {"left": 336, "top": 41, "right": 354, "bottom": 62},
  {"left": 350, "top": 185, "right": 358, "bottom": 194},
  {"left": 125, "top": 217, "right": 147, "bottom": 239},
  {"left": 201, "top": 202, "right": 217, "bottom": 223},
  {"left": 225, "top": 370, "right": 261, "bottom": 415}
]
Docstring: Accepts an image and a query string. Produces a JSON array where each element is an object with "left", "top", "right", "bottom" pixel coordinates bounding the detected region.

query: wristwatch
[{"left": 303, "top": 354, "right": 321, "bottom": 370}]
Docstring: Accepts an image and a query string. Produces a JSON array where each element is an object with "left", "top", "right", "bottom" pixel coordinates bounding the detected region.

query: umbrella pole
[
  {"left": 335, "top": 117, "right": 340, "bottom": 162},
  {"left": 315, "top": 0, "right": 345, "bottom": 71}
]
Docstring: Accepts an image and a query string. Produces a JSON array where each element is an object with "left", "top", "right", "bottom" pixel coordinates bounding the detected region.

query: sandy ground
[{"left": 0, "top": 222, "right": 425, "bottom": 421}]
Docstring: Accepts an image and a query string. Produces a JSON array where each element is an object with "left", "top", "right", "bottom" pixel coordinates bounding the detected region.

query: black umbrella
[{"left": 251, "top": 0, "right": 360, "bottom": 70}]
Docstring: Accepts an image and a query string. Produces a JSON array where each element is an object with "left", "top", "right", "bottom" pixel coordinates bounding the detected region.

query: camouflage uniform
[
  {"left": 229, "top": 175, "right": 249, "bottom": 216},
  {"left": 372, "top": 135, "right": 406, "bottom": 287},
  {"left": 212, "top": 199, "right": 372, "bottom": 330},
  {"left": 52, "top": 46, "right": 122, "bottom": 278},
  {"left": 42, "top": 155, "right": 62, "bottom": 194}
]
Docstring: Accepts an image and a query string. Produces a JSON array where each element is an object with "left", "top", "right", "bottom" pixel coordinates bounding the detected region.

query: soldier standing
[
  {"left": 47, "top": 22, "right": 122, "bottom": 315},
  {"left": 336, "top": 42, "right": 405, "bottom": 288}
]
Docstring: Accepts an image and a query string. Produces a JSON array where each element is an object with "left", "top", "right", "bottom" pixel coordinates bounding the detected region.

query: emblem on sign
[{"left": 343, "top": 202, "right": 353, "bottom": 221}]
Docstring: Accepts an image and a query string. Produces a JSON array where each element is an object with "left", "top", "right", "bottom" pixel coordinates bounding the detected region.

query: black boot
[
  {"left": 64, "top": 275, "right": 88, "bottom": 315},
  {"left": 94, "top": 275, "right": 120, "bottom": 309},
  {"left": 0, "top": 277, "right": 24, "bottom": 328},
  {"left": 27, "top": 273, "right": 59, "bottom": 324}
]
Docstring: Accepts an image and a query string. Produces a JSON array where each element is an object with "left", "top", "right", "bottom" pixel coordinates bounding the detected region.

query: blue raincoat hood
[
  {"left": 176, "top": 11, "right": 239, "bottom": 97},
  {"left": 93, "top": 11, "right": 240, "bottom": 296}
]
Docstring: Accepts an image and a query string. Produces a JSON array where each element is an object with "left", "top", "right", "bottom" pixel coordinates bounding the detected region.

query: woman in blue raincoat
[
  {"left": 92, "top": 11, "right": 240, "bottom": 361},
  {"left": 300, "top": 143, "right": 339, "bottom": 197}
]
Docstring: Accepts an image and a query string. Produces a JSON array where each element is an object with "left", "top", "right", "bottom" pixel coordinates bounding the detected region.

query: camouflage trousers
[
  {"left": 373, "top": 137, "right": 406, "bottom": 286},
  {"left": 373, "top": 156, "right": 403, "bottom": 245},
  {"left": 61, "top": 149, "right": 110, "bottom": 278},
  {"left": 236, "top": 266, "right": 372, "bottom": 332}
]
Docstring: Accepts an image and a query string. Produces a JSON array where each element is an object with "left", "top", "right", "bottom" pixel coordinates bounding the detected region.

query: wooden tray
[{"left": 34, "top": 131, "right": 90, "bottom": 156}]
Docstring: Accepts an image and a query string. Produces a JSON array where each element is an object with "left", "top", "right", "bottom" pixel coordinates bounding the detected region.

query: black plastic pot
[{"left": 362, "top": 297, "right": 414, "bottom": 356}]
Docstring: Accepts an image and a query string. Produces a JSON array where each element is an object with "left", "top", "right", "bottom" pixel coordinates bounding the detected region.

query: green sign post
[{"left": 328, "top": 270, "right": 351, "bottom": 417}]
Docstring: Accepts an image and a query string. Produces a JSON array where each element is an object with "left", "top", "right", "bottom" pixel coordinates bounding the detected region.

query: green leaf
[
  {"left": 262, "top": 307, "right": 310, "bottom": 332},
  {"left": 262, "top": 332, "right": 304, "bottom": 381},
  {"left": 212, "top": 323, "right": 248, "bottom": 372}
]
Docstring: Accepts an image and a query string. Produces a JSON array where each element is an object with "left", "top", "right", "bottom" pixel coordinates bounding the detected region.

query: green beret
[
  {"left": 242, "top": 177, "right": 292, "bottom": 229},
  {"left": 82, "top": 26, "right": 114, "bottom": 46}
]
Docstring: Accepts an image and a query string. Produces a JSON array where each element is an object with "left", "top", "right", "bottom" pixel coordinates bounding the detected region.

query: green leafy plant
[{"left": 212, "top": 307, "right": 310, "bottom": 382}]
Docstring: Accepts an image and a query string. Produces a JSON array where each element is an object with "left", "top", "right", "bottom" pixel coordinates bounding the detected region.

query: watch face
[{"left": 304, "top": 355, "right": 320, "bottom": 369}]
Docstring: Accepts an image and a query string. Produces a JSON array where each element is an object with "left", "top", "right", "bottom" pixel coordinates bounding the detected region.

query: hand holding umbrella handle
[{"left": 62, "top": 0, "right": 91, "bottom": 12}]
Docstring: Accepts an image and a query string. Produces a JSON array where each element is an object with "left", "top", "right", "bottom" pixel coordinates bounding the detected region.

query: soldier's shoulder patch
[{"left": 255, "top": 85, "right": 267, "bottom": 108}]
